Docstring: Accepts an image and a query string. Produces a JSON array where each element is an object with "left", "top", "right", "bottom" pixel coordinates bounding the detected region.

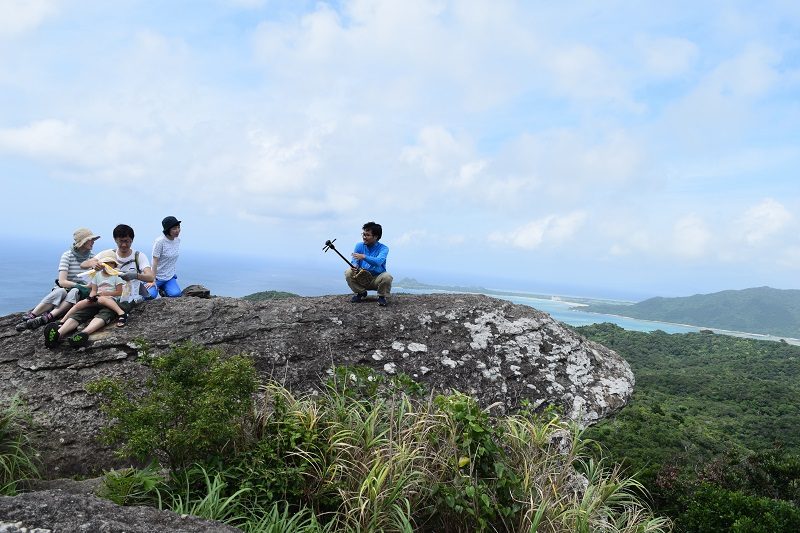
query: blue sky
[{"left": 1, "top": 0, "right": 798, "bottom": 299}]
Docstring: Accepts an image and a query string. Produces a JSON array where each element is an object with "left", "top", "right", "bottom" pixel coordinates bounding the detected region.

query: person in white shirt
[{"left": 147, "top": 216, "right": 182, "bottom": 298}]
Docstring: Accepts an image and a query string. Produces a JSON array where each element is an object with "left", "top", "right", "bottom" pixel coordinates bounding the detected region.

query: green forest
[
  {"left": 578, "top": 323, "right": 800, "bottom": 531},
  {"left": 584, "top": 286, "right": 800, "bottom": 338}
]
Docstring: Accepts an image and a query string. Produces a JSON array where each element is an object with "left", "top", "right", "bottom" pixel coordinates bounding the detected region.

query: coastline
[{"left": 396, "top": 282, "right": 800, "bottom": 345}]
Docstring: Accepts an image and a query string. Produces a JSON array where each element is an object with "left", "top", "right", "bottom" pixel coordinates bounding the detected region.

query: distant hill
[
  {"left": 241, "top": 290, "right": 299, "bottom": 301},
  {"left": 585, "top": 286, "right": 800, "bottom": 338}
]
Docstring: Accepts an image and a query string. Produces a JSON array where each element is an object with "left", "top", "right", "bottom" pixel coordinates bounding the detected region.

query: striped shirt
[{"left": 58, "top": 249, "right": 94, "bottom": 283}]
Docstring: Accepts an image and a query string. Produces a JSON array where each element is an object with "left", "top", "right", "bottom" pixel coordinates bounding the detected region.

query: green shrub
[
  {"left": 0, "top": 397, "right": 39, "bottom": 495},
  {"left": 99, "top": 463, "right": 165, "bottom": 506},
  {"left": 679, "top": 483, "right": 800, "bottom": 533},
  {"left": 431, "top": 392, "right": 521, "bottom": 531},
  {"left": 86, "top": 342, "right": 258, "bottom": 470}
]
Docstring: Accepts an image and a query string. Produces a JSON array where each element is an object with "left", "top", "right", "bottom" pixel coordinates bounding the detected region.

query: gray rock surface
[
  {"left": 0, "top": 293, "right": 634, "bottom": 478},
  {"left": 0, "top": 484, "right": 239, "bottom": 532}
]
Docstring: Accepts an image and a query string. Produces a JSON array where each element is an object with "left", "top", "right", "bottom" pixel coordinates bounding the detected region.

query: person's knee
[
  {"left": 165, "top": 279, "right": 181, "bottom": 297},
  {"left": 82, "top": 317, "right": 106, "bottom": 334},
  {"left": 148, "top": 286, "right": 159, "bottom": 299},
  {"left": 344, "top": 267, "right": 354, "bottom": 280},
  {"left": 59, "top": 318, "right": 78, "bottom": 335}
]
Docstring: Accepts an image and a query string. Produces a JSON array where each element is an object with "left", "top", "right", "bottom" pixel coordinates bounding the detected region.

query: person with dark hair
[
  {"left": 15, "top": 227, "right": 101, "bottom": 331},
  {"left": 148, "top": 216, "right": 182, "bottom": 298},
  {"left": 44, "top": 223, "right": 155, "bottom": 348},
  {"left": 345, "top": 221, "right": 393, "bottom": 307}
]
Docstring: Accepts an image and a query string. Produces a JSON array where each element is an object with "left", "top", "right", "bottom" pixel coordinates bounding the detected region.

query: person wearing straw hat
[
  {"left": 44, "top": 252, "right": 128, "bottom": 348},
  {"left": 48, "top": 223, "right": 154, "bottom": 348},
  {"left": 15, "top": 227, "right": 101, "bottom": 331},
  {"left": 147, "top": 215, "right": 182, "bottom": 298}
]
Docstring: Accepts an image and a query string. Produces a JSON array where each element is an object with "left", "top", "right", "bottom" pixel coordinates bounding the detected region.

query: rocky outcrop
[
  {"left": 0, "top": 293, "right": 634, "bottom": 478},
  {"left": 0, "top": 480, "right": 239, "bottom": 533}
]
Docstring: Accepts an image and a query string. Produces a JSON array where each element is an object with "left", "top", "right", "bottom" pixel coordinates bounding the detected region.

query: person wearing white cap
[{"left": 15, "top": 227, "right": 101, "bottom": 331}]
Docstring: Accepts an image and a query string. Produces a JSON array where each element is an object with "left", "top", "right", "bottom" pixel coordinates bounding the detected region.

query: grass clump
[{"left": 0, "top": 396, "right": 39, "bottom": 495}]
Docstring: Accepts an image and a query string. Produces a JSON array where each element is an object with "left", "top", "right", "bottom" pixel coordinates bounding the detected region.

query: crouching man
[{"left": 345, "top": 221, "right": 393, "bottom": 307}]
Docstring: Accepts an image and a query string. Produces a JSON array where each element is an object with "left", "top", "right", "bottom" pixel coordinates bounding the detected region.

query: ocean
[{"left": 1, "top": 238, "right": 790, "bottom": 343}]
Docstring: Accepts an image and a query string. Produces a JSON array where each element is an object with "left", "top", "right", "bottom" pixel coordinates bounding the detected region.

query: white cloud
[
  {"left": 489, "top": 211, "right": 587, "bottom": 250},
  {"left": 0, "top": 119, "right": 162, "bottom": 177},
  {"left": 501, "top": 129, "right": 646, "bottom": 199},
  {"left": 395, "top": 229, "right": 465, "bottom": 248},
  {"left": 401, "top": 126, "right": 469, "bottom": 178},
  {"left": 737, "top": 198, "right": 792, "bottom": 245},
  {"left": 608, "top": 230, "right": 653, "bottom": 257},
  {"left": 639, "top": 36, "right": 698, "bottom": 79},
  {"left": 226, "top": 0, "right": 268, "bottom": 8},
  {"left": 671, "top": 215, "right": 712, "bottom": 259},
  {"left": 0, "top": 0, "right": 59, "bottom": 37},
  {"left": 242, "top": 123, "right": 333, "bottom": 195},
  {"left": 546, "top": 43, "right": 639, "bottom": 110},
  {"left": 660, "top": 43, "right": 783, "bottom": 149}
]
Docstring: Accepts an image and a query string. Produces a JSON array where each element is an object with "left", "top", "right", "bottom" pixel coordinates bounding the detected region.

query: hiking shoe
[
  {"left": 43, "top": 323, "right": 61, "bottom": 348},
  {"left": 26, "top": 312, "right": 53, "bottom": 330},
  {"left": 350, "top": 291, "right": 367, "bottom": 303},
  {"left": 15, "top": 321, "right": 28, "bottom": 332},
  {"left": 377, "top": 296, "right": 387, "bottom": 307},
  {"left": 67, "top": 332, "right": 90, "bottom": 348}
]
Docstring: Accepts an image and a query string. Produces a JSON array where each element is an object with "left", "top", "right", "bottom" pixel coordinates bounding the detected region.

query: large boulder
[{"left": 0, "top": 293, "right": 634, "bottom": 478}]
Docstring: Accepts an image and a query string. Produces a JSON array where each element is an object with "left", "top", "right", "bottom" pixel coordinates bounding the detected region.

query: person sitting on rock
[
  {"left": 345, "top": 221, "right": 393, "bottom": 307},
  {"left": 59, "top": 252, "right": 128, "bottom": 328},
  {"left": 15, "top": 228, "right": 100, "bottom": 331},
  {"left": 147, "top": 215, "right": 182, "bottom": 298},
  {"left": 44, "top": 224, "right": 154, "bottom": 348}
]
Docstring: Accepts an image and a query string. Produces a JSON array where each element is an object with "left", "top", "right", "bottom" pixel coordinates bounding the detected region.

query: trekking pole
[{"left": 323, "top": 239, "right": 354, "bottom": 267}]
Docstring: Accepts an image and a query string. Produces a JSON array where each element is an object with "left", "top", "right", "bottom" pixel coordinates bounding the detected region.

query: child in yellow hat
[{"left": 60, "top": 251, "right": 128, "bottom": 328}]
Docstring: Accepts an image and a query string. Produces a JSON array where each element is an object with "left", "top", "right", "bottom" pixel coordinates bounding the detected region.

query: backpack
[{"left": 117, "top": 250, "right": 149, "bottom": 298}]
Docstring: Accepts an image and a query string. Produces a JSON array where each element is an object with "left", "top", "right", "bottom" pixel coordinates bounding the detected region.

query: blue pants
[{"left": 148, "top": 275, "right": 181, "bottom": 299}]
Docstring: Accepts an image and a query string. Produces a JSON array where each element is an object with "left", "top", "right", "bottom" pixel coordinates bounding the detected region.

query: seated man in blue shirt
[{"left": 345, "top": 221, "right": 393, "bottom": 307}]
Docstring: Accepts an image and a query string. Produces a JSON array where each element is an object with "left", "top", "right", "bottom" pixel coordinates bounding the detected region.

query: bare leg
[
  {"left": 30, "top": 302, "right": 56, "bottom": 316},
  {"left": 80, "top": 317, "right": 109, "bottom": 335},
  {"left": 49, "top": 300, "right": 75, "bottom": 319},
  {"left": 57, "top": 318, "right": 80, "bottom": 338}
]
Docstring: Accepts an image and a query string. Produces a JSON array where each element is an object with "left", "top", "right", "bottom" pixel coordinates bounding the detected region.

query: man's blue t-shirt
[{"left": 351, "top": 241, "right": 389, "bottom": 276}]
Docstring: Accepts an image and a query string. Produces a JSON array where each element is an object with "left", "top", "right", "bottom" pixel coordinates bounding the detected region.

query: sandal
[{"left": 116, "top": 313, "right": 128, "bottom": 328}]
